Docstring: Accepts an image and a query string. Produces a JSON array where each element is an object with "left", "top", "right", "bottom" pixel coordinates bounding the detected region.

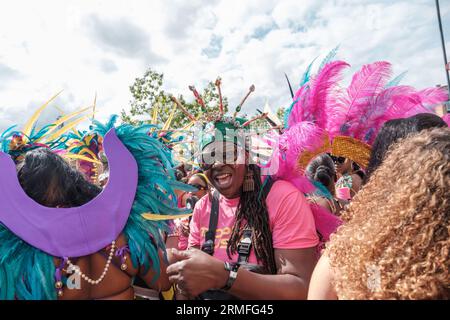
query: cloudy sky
[{"left": 0, "top": 0, "right": 449, "bottom": 131}]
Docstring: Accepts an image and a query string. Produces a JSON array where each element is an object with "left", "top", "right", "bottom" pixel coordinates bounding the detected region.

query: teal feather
[
  {"left": 0, "top": 114, "right": 194, "bottom": 299},
  {"left": 90, "top": 116, "right": 194, "bottom": 280},
  {"left": 300, "top": 56, "right": 319, "bottom": 86},
  {"left": 1, "top": 125, "right": 18, "bottom": 139},
  {"left": 0, "top": 225, "right": 56, "bottom": 300},
  {"left": 283, "top": 98, "right": 300, "bottom": 129},
  {"left": 309, "top": 180, "right": 333, "bottom": 199},
  {"left": 385, "top": 71, "right": 407, "bottom": 88},
  {"left": 318, "top": 45, "right": 340, "bottom": 73}
]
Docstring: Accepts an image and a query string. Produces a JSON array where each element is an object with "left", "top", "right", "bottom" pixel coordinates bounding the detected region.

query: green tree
[{"left": 121, "top": 69, "right": 228, "bottom": 128}]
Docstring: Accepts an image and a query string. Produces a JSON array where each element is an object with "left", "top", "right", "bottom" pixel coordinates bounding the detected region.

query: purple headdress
[{"left": 0, "top": 129, "right": 138, "bottom": 258}]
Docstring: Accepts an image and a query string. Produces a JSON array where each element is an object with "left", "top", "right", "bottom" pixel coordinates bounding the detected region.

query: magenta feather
[
  {"left": 356, "top": 85, "right": 415, "bottom": 142},
  {"left": 287, "top": 85, "right": 310, "bottom": 128},
  {"left": 382, "top": 93, "right": 425, "bottom": 119},
  {"left": 443, "top": 114, "right": 450, "bottom": 127},
  {"left": 272, "top": 122, "right": 326, "bottom": 181},
  {"left": 331, "top": 61, "right": 392, "bottom": 137},
  {"left": 309, "top": 203, "right": 342, "bottom": 243},
  {"left": 415, "top": 87, "right": 448, "bottom": 109},
  {"left": 288, "top": 61, "right": 349, "bottom": 129},
  {"left": 289, "top": 176, "right": 316, "bottom": 195},
  {"left": 306, "top": 60, "right": 349, "bottom": 128}
]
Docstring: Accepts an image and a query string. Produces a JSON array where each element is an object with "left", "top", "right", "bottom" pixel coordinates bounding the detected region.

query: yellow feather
[
  {"left": 162, "top": 108, "right": 176, "bottom": 131},
  {"left": 72, "top": 128, "right": 81, "bottom": 137},
  {"left": 62, "top": 153, "right": 102, "bottom": 164},
  {"left": 171, "top": 121, "right": 194, "bottom": 138},
  {"left": 44, "top": 116, "right": 88, "bottom": 142},
  {"left": 35, "top": 106, "right": 92, "bottom": 142},
  {"left": 22, "top": 90, "right": 64, "bottom": 139},
  {"left": 151, "top": 104, "right": 159, "bottom": 125},
  {"left": 92, "top": 92, "right": 97, "bottom": 120},
  {"left": 79, "top": 148, "right": 99, "bottom": 160}
]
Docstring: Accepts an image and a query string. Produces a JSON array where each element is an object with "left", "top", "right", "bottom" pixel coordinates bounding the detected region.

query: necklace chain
[{"left": 66, "top": 240, "right": 116, "bottom": 286}]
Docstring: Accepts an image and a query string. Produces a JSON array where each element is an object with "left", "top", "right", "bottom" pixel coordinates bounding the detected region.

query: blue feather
[
  {"left": 385, "top": 71, "right": 407, "bottom": 88},
  {"left": 300, "top": 56, "right": 319, "bottom": 86},
  {"left": 318, "top": 45, "right": 340, "bottom": 73}
]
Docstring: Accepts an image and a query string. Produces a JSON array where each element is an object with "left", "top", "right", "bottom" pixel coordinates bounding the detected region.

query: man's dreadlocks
[{"left": 226, "top": 164, "right": 277, "bottom": 274}]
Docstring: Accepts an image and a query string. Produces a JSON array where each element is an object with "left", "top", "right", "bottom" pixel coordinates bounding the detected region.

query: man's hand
[
  {"left": 166, "top": 248, "right": 228, "bottom": 297},
  {"left": 180, "top": 219, "right": 190, "bottom": 237}
]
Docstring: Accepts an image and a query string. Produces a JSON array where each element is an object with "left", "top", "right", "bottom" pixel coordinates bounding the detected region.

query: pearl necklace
[{"left": 66, "top": 240, "right": 116, "bottom": 286}]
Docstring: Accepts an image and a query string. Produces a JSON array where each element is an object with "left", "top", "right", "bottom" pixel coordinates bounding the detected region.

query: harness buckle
[
  {"left": 201, "top": 239, "right": 215, "bottom": 256},
  {"left": 237, "top": 237, "right": 252, "bottom": 255}
]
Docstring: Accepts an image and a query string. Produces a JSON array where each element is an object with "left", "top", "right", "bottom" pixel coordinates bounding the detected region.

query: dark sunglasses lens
[{"left": 332, "top": 156, "right": 345, "bottom": 164}]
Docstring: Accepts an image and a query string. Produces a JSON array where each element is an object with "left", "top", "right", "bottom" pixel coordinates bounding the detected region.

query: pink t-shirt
[{"left": 188, "top": 180, "right": 319, "bottom": 264}]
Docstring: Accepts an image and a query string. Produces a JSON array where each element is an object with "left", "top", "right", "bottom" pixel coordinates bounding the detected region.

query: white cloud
[{"left": 0, "top": 0, "right": 449, "bottom": 131}]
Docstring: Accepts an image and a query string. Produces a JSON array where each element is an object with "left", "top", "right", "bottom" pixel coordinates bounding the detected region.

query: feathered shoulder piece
[
  {"left": 0, "top": 104, "right": 193, "bottom": 299},
  {"left": 88, "top": 115, "right": 194, "bottom": 278}
]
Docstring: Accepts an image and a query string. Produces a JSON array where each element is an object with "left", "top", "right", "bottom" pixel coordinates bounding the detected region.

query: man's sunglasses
[
  {"left": 331, "top": 156, "right": 346, "bottom": 164},
  {"left": 199, "top": 148, "right": 240, "bottom": 171}
]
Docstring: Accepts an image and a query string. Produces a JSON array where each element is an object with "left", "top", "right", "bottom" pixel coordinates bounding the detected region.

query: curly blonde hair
[{"left": 326, "top": 128, "right": 450, "bottom": 299}]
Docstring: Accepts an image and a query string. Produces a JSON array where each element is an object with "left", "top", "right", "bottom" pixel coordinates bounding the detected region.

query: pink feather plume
[
  {"left": 287, "top": 85, "right": 310, "bottom": 128},
  {"left": 272, "top": 122, "right": 326, "bottom": 182},
  {"left": 329, "top": 61, "right": 392, "bottom": 137},
  {"left": 288, "top": 61, "right": 349, "bottom": 129},
  {"left": 306, "top": 61, "right": 350, "bottom": 128},
  {"left": 357, "top": 85, "right": 415, "bottom": 142},
  {"left": 415, "top": 87, "right": 448, "bottom": 109},
  {"left": 443, "top": 114, "right": 450, "bottom": 127}
]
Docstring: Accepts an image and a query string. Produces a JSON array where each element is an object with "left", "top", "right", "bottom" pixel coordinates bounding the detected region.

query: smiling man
[{"left": 167, "top": 111, "right": 319, "bottom": 300}]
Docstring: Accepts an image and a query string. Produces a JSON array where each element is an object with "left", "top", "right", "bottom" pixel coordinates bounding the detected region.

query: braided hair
[{"left": 226, "top": 164, "right": 277, "bottom": 274}]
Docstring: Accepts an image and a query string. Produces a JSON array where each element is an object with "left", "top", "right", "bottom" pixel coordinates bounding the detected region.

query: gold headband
[{"left": 331, "top": 136, "right": 371, "bottom": 169}]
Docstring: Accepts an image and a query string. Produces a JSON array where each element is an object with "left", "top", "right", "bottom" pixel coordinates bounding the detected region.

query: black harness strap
[
  {"left": 201, "top": 177, "right": 275, "bottom": 263},
  {"left": 201, "top": 190, "right": 220, "bottom": 255},
  {"left": 237, "top": 229, "right": 253, "bottom": 264}
]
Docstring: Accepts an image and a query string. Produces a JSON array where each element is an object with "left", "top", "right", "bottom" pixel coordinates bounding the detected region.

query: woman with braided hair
[
  {"left": 167, "top": 80, "right": 318, "bottom": 300},
  {"left": 167, "top": 137, "right": 319, "bottom": 300},
  {"left": 305, "top": 153, "right": 345, "bottom": 216}
]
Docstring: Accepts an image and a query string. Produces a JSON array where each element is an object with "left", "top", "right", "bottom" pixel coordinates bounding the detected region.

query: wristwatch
[{"left": 222, "top": 262, "right": 240, "bottom": 291}]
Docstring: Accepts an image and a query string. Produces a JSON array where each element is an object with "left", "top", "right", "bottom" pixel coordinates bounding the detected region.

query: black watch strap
[{"left": 222, "top": 262, "right": 240, "bottom": 291}]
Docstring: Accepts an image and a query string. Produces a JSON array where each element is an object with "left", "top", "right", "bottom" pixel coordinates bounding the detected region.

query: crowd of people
[{"left": 0, "top": 56, "right": 448, "bottom": 300}]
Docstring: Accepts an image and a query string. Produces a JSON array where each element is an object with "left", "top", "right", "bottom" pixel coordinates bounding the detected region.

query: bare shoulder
[{"left": 308, "top": 254, "right": 338, "bottom": 300}]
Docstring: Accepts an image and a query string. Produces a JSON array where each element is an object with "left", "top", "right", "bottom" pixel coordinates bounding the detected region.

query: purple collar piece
[{"left": 0, "top": 129, "right": 138, "bottom": 258}]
